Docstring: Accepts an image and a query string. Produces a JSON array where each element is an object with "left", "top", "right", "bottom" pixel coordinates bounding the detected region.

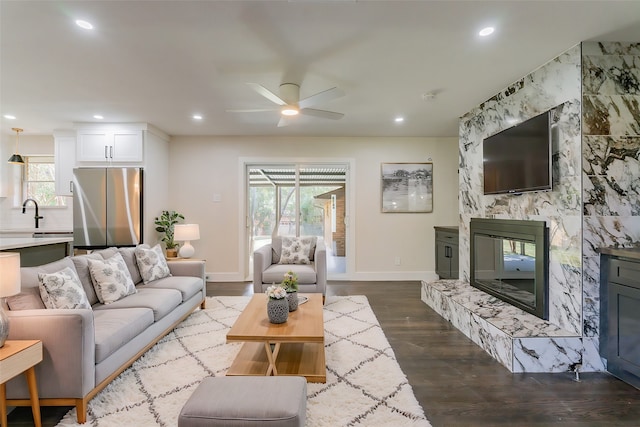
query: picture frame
[{"left": 381, "top": 162, "right": 433, "bottom": 213}]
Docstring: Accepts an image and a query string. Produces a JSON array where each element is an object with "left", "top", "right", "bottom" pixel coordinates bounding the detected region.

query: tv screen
[{"left": 483, "top": 111, "right": 551, "bottom": 195}]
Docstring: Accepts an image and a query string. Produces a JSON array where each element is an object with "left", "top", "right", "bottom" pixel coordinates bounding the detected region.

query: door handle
[
  {"left": 109, "top": 146, "right": 113, "bottom": 159},
  {"left": 69, "top": 181, "right": 73, "bottom": 193},
  {"left": 104, "top": 145, "right": 108, "bottom": 159}
]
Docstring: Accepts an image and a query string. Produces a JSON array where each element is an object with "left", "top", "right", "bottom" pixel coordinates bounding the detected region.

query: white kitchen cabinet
[
  {"left": 54, "top": 131, "right": 77, "bottom": 196},
  {"left": 77, "top": 129, "right": 143, "bottom": 163}
]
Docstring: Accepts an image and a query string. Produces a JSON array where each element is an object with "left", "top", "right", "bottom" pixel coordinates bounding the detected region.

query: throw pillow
[
  {"left": 38, "top": 267, "right": 92, "bottom": 310},
  {"left": 135, "top": 244, "right": 172, "bottom": 284},
  {"left": 88, "top": 253, "right": 137, "bottom": 304},
  {"left": 7, "top": 287, "right": 46, "bottom": 310},
  {"left": 279, "top": 236, "right": 312, "bottom": 265}
]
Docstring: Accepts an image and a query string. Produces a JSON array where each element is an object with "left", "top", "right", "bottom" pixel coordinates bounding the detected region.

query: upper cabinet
[
  {"left": 54, "top": 130, "right": 77, "bottom": 197},
  {"left": 77, "top": 129, "right": 143, "bottom": 163}
]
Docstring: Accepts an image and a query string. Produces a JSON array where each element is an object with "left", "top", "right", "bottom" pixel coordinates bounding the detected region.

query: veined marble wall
[
  {"left": 457, "top": 42, "right": 640, "bottom": 371},
  {"left": 459, "top": 45, "right": 583, "bottom": 335},
  {"left": 582, "top": 42, "right": 640, "bottom": 346}
]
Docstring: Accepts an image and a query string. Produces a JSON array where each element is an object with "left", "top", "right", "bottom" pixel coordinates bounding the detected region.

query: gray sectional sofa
[{"left": 3, "top": 246, "right": 206, "bottom": 423}]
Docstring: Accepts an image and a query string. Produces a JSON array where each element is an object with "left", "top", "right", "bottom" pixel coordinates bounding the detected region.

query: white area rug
[{"left": 57, "top": 295, "right": 431, "bottom": 426}]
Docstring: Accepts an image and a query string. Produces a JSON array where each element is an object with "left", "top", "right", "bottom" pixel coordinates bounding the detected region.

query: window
[{"left": 22, "top": 156, "right": 66, "bottom": 207}]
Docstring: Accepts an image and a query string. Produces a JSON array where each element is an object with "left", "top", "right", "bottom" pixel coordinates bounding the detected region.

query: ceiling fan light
[{"left": 281, "top": 106, "right": 299, "bottom": 116}]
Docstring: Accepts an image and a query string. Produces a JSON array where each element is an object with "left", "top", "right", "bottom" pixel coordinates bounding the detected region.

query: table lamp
[
  {"left": 175, "top": 224, "right": 200, "bottom": 258},
  {"left": 0, "top": 252, "right": 21, "bottom": 347}
]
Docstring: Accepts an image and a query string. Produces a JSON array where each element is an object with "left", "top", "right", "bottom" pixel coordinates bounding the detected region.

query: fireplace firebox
[{"left": 470, "top": 218, "right": 549, "bottom": 320}]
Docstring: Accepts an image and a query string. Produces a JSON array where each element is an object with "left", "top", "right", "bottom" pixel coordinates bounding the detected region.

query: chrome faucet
[{"left": 22, "top": 198, "right": 43, "bottom": 228}]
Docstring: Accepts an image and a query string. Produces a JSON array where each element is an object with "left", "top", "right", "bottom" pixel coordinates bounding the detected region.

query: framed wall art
[{"left": 381, "top": 162, "right": 433, "bottom": 213}]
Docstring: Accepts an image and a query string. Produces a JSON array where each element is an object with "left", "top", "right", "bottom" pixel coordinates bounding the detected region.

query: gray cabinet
[
  {"left": 435, "top": 226, "right": 459, "bottom": 279},
  {"left": 600, "top": 254, "right": 640, "bottom": 389}
]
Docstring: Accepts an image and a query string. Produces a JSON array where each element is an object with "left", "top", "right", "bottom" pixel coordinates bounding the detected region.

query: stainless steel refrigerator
[{"left": 73, "top": 168, "right": 143, "bottom": 249}]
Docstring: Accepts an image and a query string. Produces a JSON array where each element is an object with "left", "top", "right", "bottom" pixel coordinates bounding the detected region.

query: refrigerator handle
[
  {"left": 69, "top": 180, "right": 73, "bottom": 193},
  {"left": 109, "top": 146, "right": 113, "bottom": 159},
  {"left": 104, "top": 145, "right": 108, "bottom": 159}
]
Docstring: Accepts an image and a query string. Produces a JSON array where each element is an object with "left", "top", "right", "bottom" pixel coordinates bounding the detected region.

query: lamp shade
[
  {"left": 0, "top": 252, "right": 21, "bottom": 298},
  {"left": 174, "top": 224, "right": 200, "bottom": 242},
  {"left": 8, "top": 153, "right": 25, "bottom": 165}
]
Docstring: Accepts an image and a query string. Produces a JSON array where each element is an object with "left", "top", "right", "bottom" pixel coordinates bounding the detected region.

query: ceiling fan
[{"left": 227, "top": 83, "right": 345, "bottom": 127}]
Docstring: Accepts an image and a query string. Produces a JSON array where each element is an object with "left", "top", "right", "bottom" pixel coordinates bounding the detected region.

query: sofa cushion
[
  {"left": 8, "top": 257, "right": 75, "bottom": 310},
  {"left": 135, "top": 244, "right": 172, "bottom": 284},
  {"left": 88, "top": 253, "right": 137, "bottom": 304},
  {"left": 6, "top": 287, "right": 45, "bottom": 310},
  {"left": 93, "top": 308, "right": 154, "bottom": 364},
  {"left": 142, "top": 276, "right": 203, "bottom": 302},
  {"left": 271, "top": 237, "right": 283, "bottom": 264},
  {"left": 262, "top": 264, "right": 317, "bottom": 285},
  {"left": 92, "top": 288, "right": 182, "bottom": 321},
  {"left": 18, "top": 256, "right": 75, "bottom": 291},
  {"left": 279, "top": 237, "right": 312, "bottom": 265},
  {"left": 38, "top": 266, "right": 92, "bottom": 310},
  {"left": 71, "top": 253, "right": 105, "bottom": 305},
  {"left": 116, "top": 247, "right": 143, "bottom": 285}
]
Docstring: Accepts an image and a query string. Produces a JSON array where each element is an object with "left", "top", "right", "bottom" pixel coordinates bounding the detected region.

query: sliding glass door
[{"left": 246, "top": 163, "right": 347, "bottom": 276}]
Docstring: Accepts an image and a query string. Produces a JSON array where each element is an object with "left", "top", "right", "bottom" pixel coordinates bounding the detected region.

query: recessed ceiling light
[
  {"left": 192, "top": 114, "right": 203, "bottom": 120},
  {"left": 394, "top": 117, "right": 404, "bottom": 123},
  {"left": 93, "top": 115, "right": 104, "bottom": 120},
  {"left": 479, "top": 27, "right": 495, "bottom": 37},
  {"left": 75, "top": 20, "right": 94, "bottom": 30},
  {"left": 3, "top": 114, "right": 16, "bottom": 120}
]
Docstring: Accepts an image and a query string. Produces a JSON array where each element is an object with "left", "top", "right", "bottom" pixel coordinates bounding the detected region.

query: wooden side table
[{"left": 0, "top": 340, "right": 43, "bottom": 427}]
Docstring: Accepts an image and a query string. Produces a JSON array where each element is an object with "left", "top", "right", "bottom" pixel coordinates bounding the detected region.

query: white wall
[
  {"left": 141, "top": 128, "right": 170, "bottom": 247},
  {"left": 168, "top": 136, "right": 459, "bottom": 281},
  {"left": 0, "top": 135, "right": 73, "bottom": 231}
]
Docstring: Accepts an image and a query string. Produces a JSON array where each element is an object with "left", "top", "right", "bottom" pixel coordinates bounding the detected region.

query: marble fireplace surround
[{"left": 420, "top": 280, "right": 598, "bottom": 373}]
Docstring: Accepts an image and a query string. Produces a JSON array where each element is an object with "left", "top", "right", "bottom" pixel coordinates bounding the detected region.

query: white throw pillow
[
  {"left": 88, "top": 253, "right": 137, "bottom": 304},
  {"left": 279, "top": 236, "right": 312, "bottom": 265},
  {"left": 135, "top": 244, "right": 172, "bottom": 284},
  {"left": 38, "top": 267, "right": 92, "bottom": 310}
]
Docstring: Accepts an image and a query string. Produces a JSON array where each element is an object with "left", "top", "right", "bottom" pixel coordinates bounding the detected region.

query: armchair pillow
[
  {"left": 279, "top": 236, "right": 314, "bottom": 265},
  {"left": 135, "top": 244, "right": 172, "bottom": 284},
  {"left": 38, "top": 266, "right": 92, "bottom": 310},
  {"left": 88, "top": 252, "right": 137, "bottom": 304}
]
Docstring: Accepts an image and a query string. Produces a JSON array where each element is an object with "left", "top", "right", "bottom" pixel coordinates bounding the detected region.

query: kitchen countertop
[{"left": 0, "top": 237, "right": 73, "bottom": 251}]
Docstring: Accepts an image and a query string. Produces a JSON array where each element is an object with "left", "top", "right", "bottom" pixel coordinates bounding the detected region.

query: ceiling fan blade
[
  {"left": 247, "top": 83, "right": 286, "bottom": 106},
  {"left": 277, "top": 116, "right": 293, "bottom": 127},
  {"left": 299, "top": 108, "right": 344, "bottom": 120},
  {"left": 226, "top": 108, "right": 279, "bottom": 113},
  {"left": 298, "top": 87, "right": 345, "bottom": 109}
]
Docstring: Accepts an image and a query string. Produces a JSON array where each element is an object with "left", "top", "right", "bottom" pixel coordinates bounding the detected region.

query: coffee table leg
[{"left": 264, "top": 342, "right": 281, "bottom": 376}]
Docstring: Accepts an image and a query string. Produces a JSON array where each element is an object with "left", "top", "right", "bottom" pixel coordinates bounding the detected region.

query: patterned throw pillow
[
  {"left": 88, "top": 253, "right": 137, "bottom": 304},
  {"left": 135, "top": 244, "right": 172, "bottom": 284},
  {"left": 279, "top": 236, "right": 313, "bottom": 265},
  {"left": 38, "top": 267, "right": 92, "bottom": 310}
]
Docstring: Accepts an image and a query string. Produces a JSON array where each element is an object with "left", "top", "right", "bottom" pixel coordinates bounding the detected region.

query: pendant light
[{"left": 8, "top": 127, "right": 25, "bottom": 165}]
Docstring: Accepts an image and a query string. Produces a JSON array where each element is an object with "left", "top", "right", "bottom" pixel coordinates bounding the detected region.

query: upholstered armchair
[{"left": 253, "top": 236, "right": 327, "bottom": 296}]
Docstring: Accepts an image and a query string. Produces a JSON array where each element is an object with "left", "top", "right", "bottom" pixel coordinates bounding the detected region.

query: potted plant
[
  {"left": 265, "top": 285, "right": 288, "bottom": 324},
  {"left": 154, "top": 210, "right": 184, "bottom": 258},
  {"left": 282, "top": 271, "right": 299, "bottom": 311}
]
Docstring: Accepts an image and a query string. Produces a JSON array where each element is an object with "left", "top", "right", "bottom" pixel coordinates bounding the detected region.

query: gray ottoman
[{"left": 178, "top": 376, "right": 307, "bottom": 427}]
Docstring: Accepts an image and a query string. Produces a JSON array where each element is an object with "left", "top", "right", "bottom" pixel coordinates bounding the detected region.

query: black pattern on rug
[{"left": 57, "top": 296, "right": 430, "bottom": 427}]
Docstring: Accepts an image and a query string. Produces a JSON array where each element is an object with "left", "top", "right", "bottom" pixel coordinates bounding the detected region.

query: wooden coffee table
[{"left": 226, "top": 293, "right": 325, "bottom": 383}]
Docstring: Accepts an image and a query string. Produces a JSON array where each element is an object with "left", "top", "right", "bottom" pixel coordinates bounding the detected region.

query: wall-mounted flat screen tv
[{"left": 483, "top": 111, "right": 552, "bottom": 195}]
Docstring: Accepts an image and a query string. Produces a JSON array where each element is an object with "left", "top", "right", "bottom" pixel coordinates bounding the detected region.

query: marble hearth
[{"left": 421, "top": 280, "right": 603, "bottom": 373}]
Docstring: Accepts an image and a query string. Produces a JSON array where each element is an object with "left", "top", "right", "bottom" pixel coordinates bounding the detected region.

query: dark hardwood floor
[{"left": 8, "top": 281, "right": 640, "bottom": 426}]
